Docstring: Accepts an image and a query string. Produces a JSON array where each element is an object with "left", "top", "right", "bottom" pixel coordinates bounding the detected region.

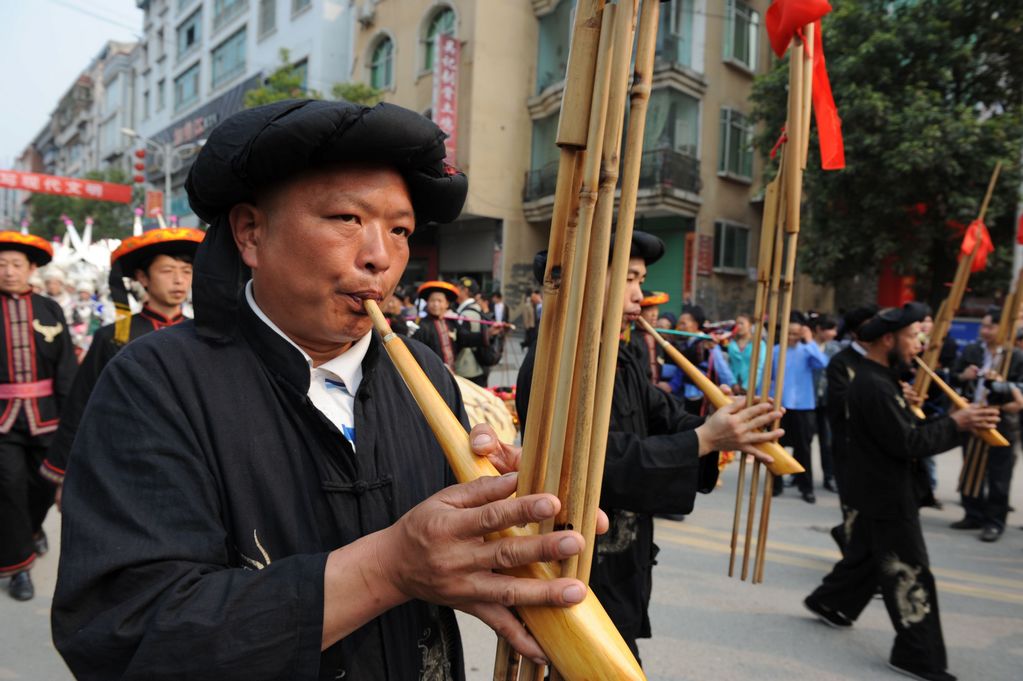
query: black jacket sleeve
[
  {"left": 858, "top": 378, "right": 960, "bottom": 461},
  {"left": 52, "top": 303, "right": 78, "bottom": 413},
  {"left": 52, "top": 352, "right": 326, "bottom": 681}
]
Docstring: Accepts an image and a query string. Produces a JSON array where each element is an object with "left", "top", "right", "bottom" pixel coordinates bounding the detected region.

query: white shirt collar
[
  {"left": 245, "top": 280, "right": 371, "bottom": 394},
  {"left": 851, "top": 341, "right": 867, "bottom": 356}
]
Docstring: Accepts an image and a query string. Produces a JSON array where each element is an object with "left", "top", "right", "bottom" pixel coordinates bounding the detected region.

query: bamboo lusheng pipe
[
  {"left": 636, "top": 317, "right": 804, "bottom": 476},
  {"left": 364, "top": 300, "right": 645, "bottom": 681},
  {"left": 913, "top": 162, "right": 1004, "bottom": 411},
  {"left": 912, "top": 356, "right": 1009, "bottom": 448},
  {"left": 754, "top": 34, "right": 811, "bottom": 583},
  {"left": 517, "top": 0, "right": 605, "bottom": 504},
  {"left": 800, "top": 23, "right": 815, "bottom": 170},
  {"left": 575, "top": 0, "right": 659, "bottom": 586},
  {"left": 539, "top": 4, "right": 618, "bottom": 538},
  {"left": 959, "top": 267, "right": 1023, "bottom": 496},
  {"left": 552, "top": 1, "right": 637, "bottom": 585}
]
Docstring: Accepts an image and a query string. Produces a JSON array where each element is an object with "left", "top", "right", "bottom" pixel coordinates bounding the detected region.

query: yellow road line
[{"left": 654, "top": 526, "right": 1023, "bottom": 606}]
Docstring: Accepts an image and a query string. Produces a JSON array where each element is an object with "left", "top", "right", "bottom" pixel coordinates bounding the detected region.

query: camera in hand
[{"left": 984, "top": 381, "right": 1021, "bottom": 406}]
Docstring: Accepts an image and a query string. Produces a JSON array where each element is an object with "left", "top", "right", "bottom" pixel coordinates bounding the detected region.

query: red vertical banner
[
  {"left": 145, "top": 190, "right": 165, "bottom": 217},
  {"left": 432, "top": 34, "right": 460, "bottom": 163},
  {"left": 683, "top": 232, "right": 695, "bottom": 301}
]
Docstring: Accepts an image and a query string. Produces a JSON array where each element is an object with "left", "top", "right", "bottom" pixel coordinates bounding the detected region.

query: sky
[{"left": 0, "top": 0, "right": 144, "bottom": 168}]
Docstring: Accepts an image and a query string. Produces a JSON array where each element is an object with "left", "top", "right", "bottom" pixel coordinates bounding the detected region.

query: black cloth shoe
[
  {"left": 887, "top": 660, "right": 956, "bottom": 681},
  {"left": 804, "top": 596, "right": 852, "bottom": 628},
  {"left": 33, "top": 531, "right": 48, "bottom": 556},
  {"left": 8, "top": 572, "right": 34, "bottom": 601},
  {"left": 949, "top": 517, "right": 981, "bottom": 530},
  {"left": 823, "top": 478, "right": 838, "bottom": 493},
  {"left": 980, "top": 526, "right": 1002, "bottom": 543},
  {"left": 801, "top": 491, "right": 816, "bottom": 504}
]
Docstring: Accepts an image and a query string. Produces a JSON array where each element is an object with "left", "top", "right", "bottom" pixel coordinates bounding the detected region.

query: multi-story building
[
  {"left": 11, "top": 40, "right": 138, "bottom": 227},
  {"left": 350, "top": 0, "right": 537, "bottom": 294},
  {"left": 525, "top": 0, "right": 831, "bottom": 318},
  {"left": 133, "top": 0, "right": 357, "bottom": 224}
]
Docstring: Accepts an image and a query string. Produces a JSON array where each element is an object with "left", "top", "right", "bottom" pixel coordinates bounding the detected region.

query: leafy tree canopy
[
  {"left": 245, "top": 48, "right": 383, "bottom": 108},
  {"left": 751, "top": 0, "right": 1023, "bottom": 305},
  {"left": 28, "top": 167, "right": 138, "bottom": 241}
]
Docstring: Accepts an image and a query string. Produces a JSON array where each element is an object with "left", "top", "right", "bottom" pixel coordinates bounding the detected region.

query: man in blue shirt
[
  {"left": 728, "top": 313, "right": 767, "bottom": 395},
  {"left": 770, "top": 311, "right": 828, "bottom": 502}
]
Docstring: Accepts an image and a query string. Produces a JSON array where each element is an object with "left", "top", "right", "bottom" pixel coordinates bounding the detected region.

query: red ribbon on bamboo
[
  {"left": 960, "top": 219, "right": 994, "bottom": 273},
  {"left": 765, "top": 0, "right": 845, "bottom": 170}
]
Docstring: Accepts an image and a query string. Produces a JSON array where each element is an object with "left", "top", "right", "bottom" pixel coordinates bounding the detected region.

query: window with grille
[
  {"left": 259, "top": 0, "right": 276, "bottom": 36},
  {"left": 713, "top": 221, "right": 750, "bottom": 272},
  {"left": 177, "top": 10, "right": 202, "bottom": 60},
  {"left": 723, "top": 0, "right": 759, "bottom": 71},
  {"left": 174, "top": 62, "right": 200, "bottom": 110},
  {"left": 212, "top": 27, "right": 246, "bottom": 87},
  {"left": 423, "top": 7, "right": 455, "bottom": 71},
  {"left": 718, "top": 108, "right": 753, "bottom": 180}
]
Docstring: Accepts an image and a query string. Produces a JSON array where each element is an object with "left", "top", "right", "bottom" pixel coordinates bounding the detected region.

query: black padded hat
[
  {"left": 840, "top": 305, "right": 878, "bottom": 338},
  {"left": 185, "top": 99, "right": 467, "bottom": 341},
  {"left": 858, "top": 302, "right": 929, "bottom": 342},
  {"left": 531, "top": 229, "right": 666, "bottom": 285}
]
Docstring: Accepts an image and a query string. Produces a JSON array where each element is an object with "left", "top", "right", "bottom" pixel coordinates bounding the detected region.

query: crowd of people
[{"left": 0, "top": 99, "right": 1015, "bottom": 681}]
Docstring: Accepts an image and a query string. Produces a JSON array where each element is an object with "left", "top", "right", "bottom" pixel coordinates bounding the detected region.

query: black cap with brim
[
  {"left": 858, "top": 302, "right": 929, "bottom": 342},
  {"left": 841, "top": 305, "right": 878, "bottom": 338},
  {"left": 531, "top": 229, "right": 666, "bottom": 284},
  {"left": 185, "top": 99, "right": 468, "bottom": 342}
]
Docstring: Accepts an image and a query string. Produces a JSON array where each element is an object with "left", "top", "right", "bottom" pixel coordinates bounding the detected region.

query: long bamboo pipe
[
  {"left": 636, "top": 317, "right": 803, "bottom": 475},
  {"left": 912, "top": 356, "right": 1008, "bottom": 447},
  {"left": 365, "top": 300, "right": 645, "bottom": 681}
]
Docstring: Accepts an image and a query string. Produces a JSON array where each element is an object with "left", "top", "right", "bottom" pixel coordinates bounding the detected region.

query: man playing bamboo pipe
[
  {"left": 52, "top": 100, "right": 603, "bottom": 680},
  {"left": 949, "top": 306, "right": 1023, "bottom": 542},
  {"left": 517, "top": 231, "right": 784, "bottom": 661},
  {"left": 805, "top": 302, "right": 999, "bottom": 681}
]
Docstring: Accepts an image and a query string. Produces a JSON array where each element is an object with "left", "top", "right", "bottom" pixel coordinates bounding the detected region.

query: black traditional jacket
[
  {"left": 844, "top": 358, "right": 960, "bottom": 519},
  {"left": 53, "top": 300, "right": 466, "bottom": 681},
  {"left": 0, "top": 290, "right": 76, "bottom": 440},
  {"left": 412, "top": 316, "right": 462, "bottom": 369},
  {"left": 517, "top": 339, "right": 718, "bottom": 642},
  {"left": 824, "top": 345, "right": 865, "bottom": 480},
  {"left": 43, "top": 307, "right": 186, "bottom": 482}
]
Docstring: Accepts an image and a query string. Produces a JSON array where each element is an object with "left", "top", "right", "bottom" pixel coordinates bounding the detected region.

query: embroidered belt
[{"left": 0, "top": 379, "right": 54, "bottom": 399}]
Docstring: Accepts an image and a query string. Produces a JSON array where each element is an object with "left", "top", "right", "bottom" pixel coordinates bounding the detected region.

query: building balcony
[{"left": 522, "top": 148, "right": 702, "bottom": 222}]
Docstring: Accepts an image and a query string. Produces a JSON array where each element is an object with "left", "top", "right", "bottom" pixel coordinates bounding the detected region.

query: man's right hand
[
  {"left": 950, "top": 404, "right": 1001, "bottom": 432},
  {"left": 695, "top": 399, "right": 784, "bottom": 459},
  {"left": 373, "top": 473, "right": 588, "bottom": 662}
]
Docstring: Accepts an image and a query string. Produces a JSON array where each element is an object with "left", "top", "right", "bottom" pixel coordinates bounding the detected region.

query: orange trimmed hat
[
  {"left": 417, "top": 280, "right": 459, "bottom": 302},
  {"left": 641, "top": 290, "right": 669, "bottom": 307},
  {"left": 0, "top": 231, "right": 54, "bottom": 266},
  {"left": 111, "top": 227, "right": 205, "bottom": 275}
]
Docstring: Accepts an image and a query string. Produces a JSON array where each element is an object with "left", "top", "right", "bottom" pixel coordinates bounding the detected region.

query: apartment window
[
  {"left": 657, "top": 0, "right": 694, "bottom": 68},
  {"left": 423, "top": 7, "right": 455, "bottom": 71},
  {"left": 291, "top": 0, "right": 311, "bottom": 16},
  {"left": 174, "top": 62, "right": 200, "bottom": 110},
  {"left": 713, "top": 221, "right": 750, "bottom": 272},
  {"left": 212, "top": 27, "right": 247, "bottom": 87},
  {"left": 535, "top": 0, "right": 572, "bottom": 93},
  {"left": 723, "top": 0, "right": 759, "bottom": 71},
  {"left": 214, "top": 0, "right": 248, "bottom": 31},
  {"left": 155, "top": 28, "right": 165, "bottom": 60},
  {"left": 157, "top": 78, "right": 166, "bottom": 110},
  {"left": 104, "top": 76, "right": 121, "bottom": 114},
  {"left": 293, "top": 58, "right": 308, "bottom": 91},
  {"left": 718, "top": 108, "right": 753, "bottom": 179},
  {"left": 643, "top": 89, "right": 700, "bottom": 157},
  {"left": 177, "top": 9, "right": 202, "bottom": 59},
  {"left": 369, "top": 37, "right": 394, "bottom": 89},
  {"left": 143, "top": 90, "right": 151, "bottom": 119},
  {"left": 258, "top": 0, "right": 276, "bottom": 36},
  {"left": 99, "top": 118, "right": 120, "bottom": 157}
]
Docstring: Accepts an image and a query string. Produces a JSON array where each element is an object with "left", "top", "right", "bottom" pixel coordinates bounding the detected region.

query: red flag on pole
[
  {"left": 765, "top": 1, "right": 845, "bottom": 170},
  {"left": 1016, "top": 213, "right": 1023, "bottom": 246},
  {"left": 960, "top": 219, "right": 994, "bottom": 273}
]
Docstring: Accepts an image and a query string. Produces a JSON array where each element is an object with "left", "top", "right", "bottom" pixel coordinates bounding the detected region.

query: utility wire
[{"left": 44, "top": 0, "right": 142, "bottom": 35}]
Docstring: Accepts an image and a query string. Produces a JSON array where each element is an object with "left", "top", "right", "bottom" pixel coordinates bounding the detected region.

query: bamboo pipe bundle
[
  {"left": 959, "top": 267, "right": 1023, "bottom": 496},
  {"left": 365, "top": 301, "right": 645, "bottom": 681},
  {"left": 637, "top": 317, "right": 805, "bottom": 477},
  {"left": 912, "top": 356, "right": 1009, "bottom": 448},
  {"left": 913, "top": 162, "right": 1004, "bottom": 414}
]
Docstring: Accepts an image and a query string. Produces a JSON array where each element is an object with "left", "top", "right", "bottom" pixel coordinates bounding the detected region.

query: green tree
[
  {"left": 331, "top": 82, "right": 384, "bottom": 106},
  {"left": 244, "top": 49, "right": 383, "bottom": 108},
  {"left": 750, "top": 0, "right": 1023, "bottom": 305},
  {"left": 28, "top": 168, "right": 138, "bottom": 240},
  {"left": 244, "top": 48, "right": 321, "bottom": 107}
]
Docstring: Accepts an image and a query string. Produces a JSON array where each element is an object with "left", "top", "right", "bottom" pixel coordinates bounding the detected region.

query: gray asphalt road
[{"left": 4, "top": 447, "right": 1020, "bottom": 680}]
